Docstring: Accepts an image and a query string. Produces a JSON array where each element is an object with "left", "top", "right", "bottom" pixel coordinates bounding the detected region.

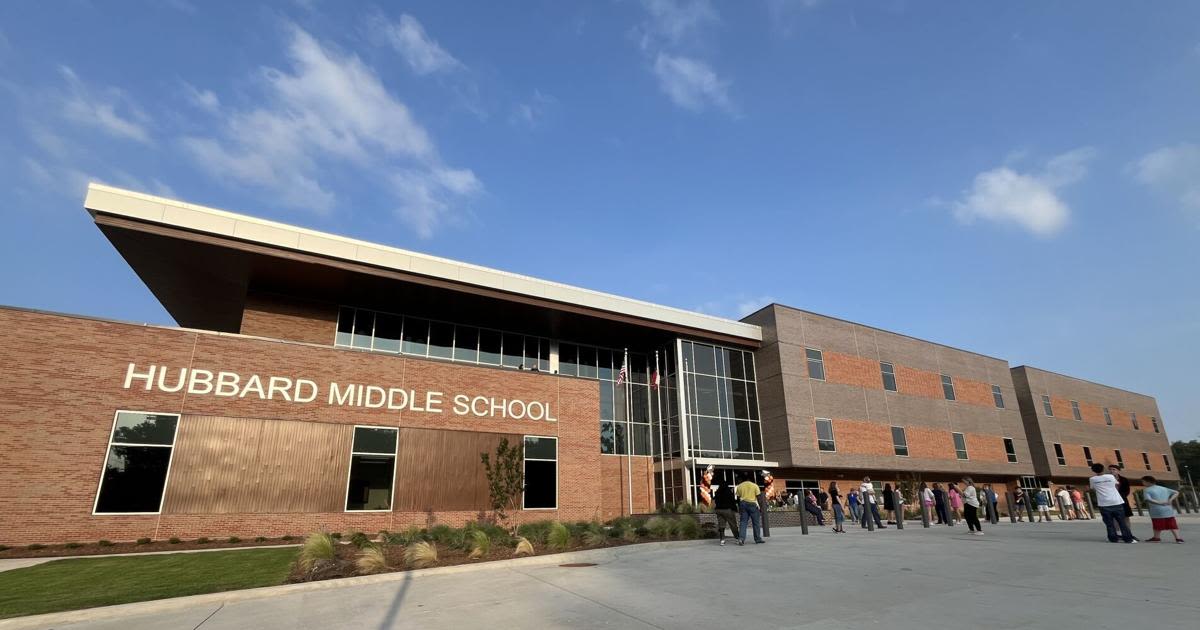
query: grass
[{"left": 0, "top": 547, "right": 295, "bottom": 619}]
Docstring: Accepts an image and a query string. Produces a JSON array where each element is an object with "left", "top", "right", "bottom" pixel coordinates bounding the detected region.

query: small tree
[{"left": 480, "top": 437, "right": 524, "bottom": 526}]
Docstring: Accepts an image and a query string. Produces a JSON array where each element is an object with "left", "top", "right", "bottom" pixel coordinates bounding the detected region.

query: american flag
[{"left": 615, "top": 355, "right": 628, "bottom": 386}]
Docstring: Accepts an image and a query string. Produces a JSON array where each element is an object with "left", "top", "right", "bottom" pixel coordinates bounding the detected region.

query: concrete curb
[{"left": 0, "top": 539, "right": 707, "bottom": 629}]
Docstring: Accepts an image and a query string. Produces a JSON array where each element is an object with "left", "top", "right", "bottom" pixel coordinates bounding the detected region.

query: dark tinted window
[
  {"left": 891, "top": 426, "right": 908, "bottom": 457},
  {"left": 558, "top": 343, "right": 578, "bottom": 376},
  {"left": 1054, "top": 443, "right": 1066, "bottom": 465},
  {"left": 428, "top": 322, "right": 453, "bottom": 359},
  {"left": 953, "top": 432, "right": 968, "bottom": 459},
  {"left": 1003, "top": 438, "right": 1017, "bottom": 463},
  {"left": 453, "top": 326, "right": 479, "bottom": 362},
  {"left": 478, "top": 329, "right": 502, "bottom": 365},
  {"left": 94, "top": 446, "right": 173, "bottom": 513},
  {"left": 502, "top": 333, "right": 523, "bottom": 367},
  {"left": 112, "top": 413, "right": 178, "bottom": 445},
  {"left": 880, "top": 362, "right": 896, "bottom": 391},
  {"left": 352, "top": 310, "right": 374, "bottom": 349},
  {"left": 941, "top": 375, "right": 955, "bottom": 401},
  {"left": 346, "top": 455, "right": 395, "bottom": 511},
  {"left": 353, "top": 427, "right": 397, "bottom": 454},
  {"left": 401, "top": 318, "right": 429, "bottom": 355},
  {"left": 373, "top": 313, "right": 402, "bottom": 353},
  {"left": 524, "top": 460, "right": 557, "bottom": 509},
  {"left": 692, "top": 344, "right": 716, "bottom": 375},
  {"left": 336, "top": 306, "right": 355, "bottom": 346},
  {"left": 816, "top": 419, "right": 835, "bottom": 451},
  {"left": 992, "top": 385, "right": 1004, "bottom": 409},
  {"left": 577, "top": 346, "right": 597, "bottom": 379},
  {"left": 805, "top": 348, "right": 824, "bottom": 380}
]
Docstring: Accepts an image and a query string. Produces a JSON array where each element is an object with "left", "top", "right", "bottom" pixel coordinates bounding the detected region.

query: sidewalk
[
  {"left": 0, "top": 544, "right": 300, "bottom": 574},
  {"left": 4, "top": 516, "right": 1196, "bottom": 630}
]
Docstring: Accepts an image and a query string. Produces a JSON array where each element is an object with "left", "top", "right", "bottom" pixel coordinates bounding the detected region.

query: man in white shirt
[
  {"left": 1056, "top": 487, "right": 1074, "bottom": 519},
  {"left": 859, "top": 477, "right": 885, "bottom": 528},
  {"left": 1089, "top": 463, "right": 1135, "bottom": 543}
]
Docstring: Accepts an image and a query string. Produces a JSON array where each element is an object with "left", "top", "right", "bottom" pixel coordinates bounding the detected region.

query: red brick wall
[
  {"left": 239, "top": 293, "right": 338, "bottom": 345},
  {"left": 0, "top": 308, "right": 608, "bottom": 545},
  {"left": 598, "top": 455, "right": 656, "bottom": 520},
  {"left": 825, "top": 419, "right": 1009, "bottom": 464}
]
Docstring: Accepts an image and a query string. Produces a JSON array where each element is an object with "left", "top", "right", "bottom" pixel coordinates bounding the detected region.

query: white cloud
[
  {"left": 1131, "top": 143, "right": 1200, "bottom": 223},
  {"left": 58, "top": 66, "right": 153, "bottom": 144},
  {"left": 181, "top": 82, "right": 220, "bottom": 113},
  {"left": 765, "top": 0, "right": 823, "bottom": 35},
  {"left": 509, "top": 89, "right": 555, "bottom": 127},
  {"left": 950, "top": 148, "right": 1095, "bottom": 237},
  {"left": 23, "top": 156, "right": 93, "bottom": 200},
  {"left": 652, "top": 53, "right": 731, "bottom": 112},
  {"left": 637, "top": 0, "right": 717, "bottom": 49},
  {"left": 370, "top": 13, "right": 464, "bottom": 76},
  {"left": 695, "top": 294, "right": 775, "bottom": 319},
  {"left": 180, "top": 24, "right": 479, "bottom": 234}
]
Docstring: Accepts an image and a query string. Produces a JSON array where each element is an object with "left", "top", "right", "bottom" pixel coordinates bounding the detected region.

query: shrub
[
  {"left": 513, "top": 536, "right": 535, "bottom": 557},
  {"left": 228, "top": 536, "right": 241, "bottom": 544},
  {"left": 254, "top": 536, "right": 267, "bottom": 543},
  {"left": 623, "top": 527, "right": 640, "bottom": 542},
  {"left": 547, "top": 521, "right": 571, "bottom": 550},
  {"left": 0, "top": 545, "right": 9, "bottom": 552},
  {"left": 99, "top": 540, "right": 115, "bottom": 547},
  {"left": 168, "top": 538, "right": 182, "bottom": 545},
  {"left": 468, "top": 530, "right": 491, "bottom": 559},
  {"left": 27, "top": 544, "right": 45, "bottom": 551},
  {"left": 634, "top": 526, "right": 649, "bottom": 538},
  {"left": 517, "top": 520, "right": 553, "bottom": 545},
  {"left": 136, "top": 538, "right": 152, "bottom": 545},
  {"left": 427, "top": 525, "right": 455, "bottom": 545},
  {"left": 674, "top": 502, "right": 696, "bottom": 515},
  {"left": 677, "top": 517, "right": 700, "bottom": 539},
  {"left": 196, "top": 537, "right": 211, "bottom": 545},
  {"left": 281, "top": 535, "right": 295, "bottom": 542},
  {"left": 355, "top": 546, "right": 389, "bottom": 574},
  {"left": 645, "top": 516, "right": 673, "bottom": 538},
  {"left": 404, "top": 541, "right": 438, "bottom": 568},
  {"left": 582, "top": 526, "right": 607, "bottom": 548},
  {"left": 64, "top": 542, "right": 82, "bottom": 549},
  {"left": 330, "top": 533, "right": 342, "bottom": 540},
  {"left": 298, "top": 533, "right": 336, "bottom": 572},
  {"left": 657, "top": 503, "right": 677, "bottom": 514},
  {"left": 349, "top": 532, "right": 372, "bottom": 549}
]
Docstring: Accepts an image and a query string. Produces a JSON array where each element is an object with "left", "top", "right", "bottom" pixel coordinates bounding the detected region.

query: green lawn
[{"left": 0, "top": 547, "right": 297, "bottom": 619}]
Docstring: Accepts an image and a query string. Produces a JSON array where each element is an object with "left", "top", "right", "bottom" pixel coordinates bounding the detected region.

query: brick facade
[{"left": 0, "top": 307, "right": 644, "bottom": 545}]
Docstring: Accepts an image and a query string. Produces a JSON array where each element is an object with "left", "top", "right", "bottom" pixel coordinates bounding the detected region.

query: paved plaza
[{"left": 5, "top": 516, "right": 1197, "bottom": 630}]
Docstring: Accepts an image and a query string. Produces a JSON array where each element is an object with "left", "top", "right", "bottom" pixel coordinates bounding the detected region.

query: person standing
[
  {"left": 920, "top": 483, "right": 935, "bottom": 523},
  {"left": 947, "top": 483, "right": 963, "bottom": 524},
  {"left": 829, "top": 482, "right": 846, "bottom": 533},
  {"left": 1056, "top": 486, "right": 1074, "bottom": 519},
  {"left": 1071, "top": 486, "right": 1091, "bottom": 520},
  {"left": 1013, "top": 488, "right": 1027, "bottom": 522},
  {"left": 961, "top": 477, "right": 984, "bottom": 535},
  {"left": 1035, "top": 489, "right": 1052, "bottom": 522},
  {"left": 1109, "top": 465, "right": 1137, "bottom": 540},
  {"left": 933, "top": 483, "right": 948, "bottom": 525},
  {"left": 986, "top": 485, "right": 1000, "bottom": 522},
  {"left": 847, "top": 488, "right": 861, "bottom": 525},
  {"left": 1090, "top": 463, "right": 1135, "bottom": 543},
  {"left": 860, "top": 477, "right": 885, "bottom": 528},
  {"left": 1141, "top": 476, "right": 1183, "bottom": 543},
  {"left": 713, "top": 482, "right": 740, "bottom": 546},
  {"left": 736, "top": 473, "right": 765, "bottom": 545},
  {"left": 883, "top": 483, "right": 896, "bottom": 524}
]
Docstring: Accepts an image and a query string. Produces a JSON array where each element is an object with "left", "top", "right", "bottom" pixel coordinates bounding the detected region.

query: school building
[{"left": 0, "top": 184, "right": 1179, "bottom": 545}]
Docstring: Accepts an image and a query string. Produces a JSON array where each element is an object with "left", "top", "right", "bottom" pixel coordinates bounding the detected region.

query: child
[{"left": 1141, "top": 476, "right": 1184, "bottom": 543}]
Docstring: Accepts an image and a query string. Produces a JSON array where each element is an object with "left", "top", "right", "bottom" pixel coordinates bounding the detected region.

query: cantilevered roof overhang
[{"left": 85, "top": 184, "right": 762, "bottom": 347}]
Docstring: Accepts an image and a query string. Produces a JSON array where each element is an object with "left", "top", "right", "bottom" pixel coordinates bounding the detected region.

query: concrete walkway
[{"left": 4, "top": 517, "right": 1198, "bottom": 630}]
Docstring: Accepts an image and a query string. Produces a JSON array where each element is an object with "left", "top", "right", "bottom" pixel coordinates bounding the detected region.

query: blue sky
[{"left": 1, "top": 1, "right": 1198, "bottom": 440}]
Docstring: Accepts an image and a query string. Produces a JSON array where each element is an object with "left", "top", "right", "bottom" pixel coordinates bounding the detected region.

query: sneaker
[
  {"left": 720, "top": 539, "right": 726, "bottom": 546},
  {"left": 1128, "top": 540, "right": 1138, "bottom": 544},
  {"left": 737, "top": 539, "right": 744, "bottom": 546},
  {"left": 754, "top": 540, "right": 765, "bottom": 544}
]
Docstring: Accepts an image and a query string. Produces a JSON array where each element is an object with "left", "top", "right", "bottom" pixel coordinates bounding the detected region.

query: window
[
  {"left": 952, "top": 432, "right": 968, "bottom": 460},
  {"left": 1003, "top": 437, "right": 1017, "bottom": 463},
  {"left": 1103, "top": 407, "right": 1112, "bottom": 426},
  {"left": 992, "top": 385, "right": 1004, "bottom": 409},
  {"left": 1083, "top": 446, "right": 1093, "bottom": 466},
  {"left": 94, "top": 411, "right": 180, "bottom": 514},
  {"left": 1070, "top": 400, "right": 1081, "bottom": 421},
  {"left": 805, "top": 348, "right": 825, "bottom": 381},
  {"left": 1053, "top": 443, "right": 1066, "bottom": 466},
  {"left": 1142, "top": 452, "right": 1151, "bottom": 470},
  {"left": 941, "top": 375, "right": 956, "bottom": 401},
  {"left": 784, "top": 479, "right": 820, "bottom": 497},
  {"left": 1114, "top": 449, "right": 1124, "bottom": 468},
  {"left": 681, "top": 341, "right": 764, "bottom": 461},
  {"left": 880, "top": 362, "right": 897, "bottom": 392},
  {"left": 1130, "top": 412, "right": 1139, "bottom": 431},
  {"left": 891, "top": 426, "right": 909, "bottom": 457},
  {"left": 345, "top": 426, "right": 397, "bottom": 511},
  {"left": 523, "top": 436, "right": 557, "bottom": 509},
  {"left": 1151, "top": 417, "right": 1160, "bottom": 433},
  {"left": 1042, "top": 395, "right": 1054, "bottom": 417},
  {"left": 1164, "top": 454, "right": 1172, "bottom": 471},
  {"left": 816, "top": 418, "right": 835, "bottom": 452}
]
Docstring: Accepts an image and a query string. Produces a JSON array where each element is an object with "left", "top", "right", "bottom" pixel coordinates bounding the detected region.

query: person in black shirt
[
  {"left": 828, "top": 482, "right": 846, "bottom": 533},
  {"left": 713, "top": 483, "right": 739, "bottom": 546},
  {"left": 1109, "top": 464, "right": 1138, "bottom": 541},
  {"left": 883, "top": 483, "right": 896, "bottom": 524},
  {"left": 932, "top": 483, "right": 947, "bottom": 525}
]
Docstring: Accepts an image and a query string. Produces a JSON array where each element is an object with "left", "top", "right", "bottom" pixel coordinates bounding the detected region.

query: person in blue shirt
[
  {"left": 1035, "top": 490, "right": 1051, "bottom": 522},
  {"left": 1141, "top": 476, "right": 1183, "bottom": 543}
]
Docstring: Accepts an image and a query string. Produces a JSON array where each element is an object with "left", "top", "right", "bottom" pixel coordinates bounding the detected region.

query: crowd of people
[{"left": 711, "top": 465, "right": 1185, "bottom": 546}]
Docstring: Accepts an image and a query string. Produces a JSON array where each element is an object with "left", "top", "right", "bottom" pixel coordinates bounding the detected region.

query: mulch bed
[
  {"left": 0, "top": 538, "right": 301, "bottom": 559},
  {"left": 287, "top": 537, "right": 685, "bottom": 583}
]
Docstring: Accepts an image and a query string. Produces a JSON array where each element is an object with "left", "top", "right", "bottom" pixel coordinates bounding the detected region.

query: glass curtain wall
[{"left": 679, "top": 340, "right": 763, "bottom": 461}]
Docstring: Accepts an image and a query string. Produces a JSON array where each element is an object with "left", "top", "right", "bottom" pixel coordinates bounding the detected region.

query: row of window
[
  {"left": 813, "top": 418, "right": 1016, "bottom": 462},
  {"left": 93, "top": 411, "right": 560, "bottom": 514},
  {"left": 1040, "top": 395, "right": 1160, "bottom": 433},
  {"left": 335, "top": 307, "right": 551, "bottom": 372},
  {"left": 804, "top": 349, "right": 1007, "bottom": 408},
  {"left": 1053, "top": 443, "right": 1171, "bottom": 472}
]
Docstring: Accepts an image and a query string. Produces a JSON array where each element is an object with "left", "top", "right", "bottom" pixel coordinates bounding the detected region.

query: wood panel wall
[
  {"left": 393, "top": 428, "right": 521, "bottom": 512},
  {"left": 162, "top": 415, "right": 352, "bottom": 514}
]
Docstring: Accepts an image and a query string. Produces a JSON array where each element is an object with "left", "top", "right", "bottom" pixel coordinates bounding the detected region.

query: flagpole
[{"left": 625, "top": 349, "right": 634, "bottom": 516}]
